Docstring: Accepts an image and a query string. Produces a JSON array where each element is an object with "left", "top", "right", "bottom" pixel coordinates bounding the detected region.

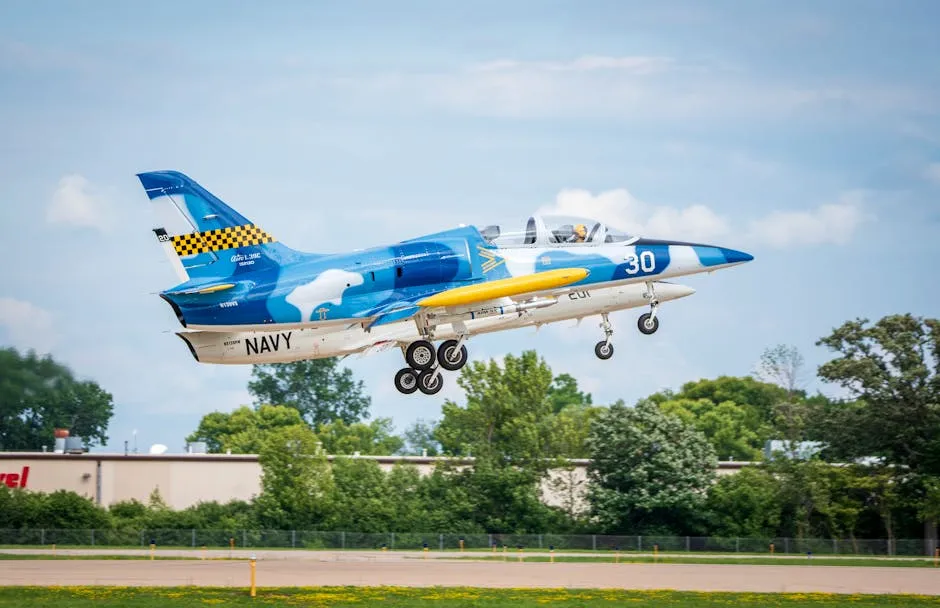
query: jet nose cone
[{"left": 721, "top": 248, "right": 754, "bottom": 264}]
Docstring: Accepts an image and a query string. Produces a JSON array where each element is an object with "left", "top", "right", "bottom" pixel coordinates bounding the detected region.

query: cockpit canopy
[{"left": 477, "top": 214, "right": 635, "bottom": 248}]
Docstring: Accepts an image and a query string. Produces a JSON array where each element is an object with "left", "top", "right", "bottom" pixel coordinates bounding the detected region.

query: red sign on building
[{"left": 0, "top": 466, "right": 30, "bottom": 488}]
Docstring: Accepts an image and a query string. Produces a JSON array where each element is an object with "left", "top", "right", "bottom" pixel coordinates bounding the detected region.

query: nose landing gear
[
  {"left": 594, "top": 312, "right": 615, "bottom": 360},
  {"left": 637, "top": 281, "right": 660, "bottom": 335}
]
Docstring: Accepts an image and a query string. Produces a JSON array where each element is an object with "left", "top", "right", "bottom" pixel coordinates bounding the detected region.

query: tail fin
[{"left": 137, "top": 170, "right": 301, "bottom": 282}]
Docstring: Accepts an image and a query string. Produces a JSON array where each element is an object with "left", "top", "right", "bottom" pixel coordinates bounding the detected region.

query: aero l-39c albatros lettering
[{"left": 136, "top": 171, "right": 754, "bottom": 396}]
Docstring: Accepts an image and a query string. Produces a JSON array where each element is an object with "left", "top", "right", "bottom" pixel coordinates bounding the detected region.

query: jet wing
[{"left": 416, "top": 268, "right": 589, "bottom": 308}]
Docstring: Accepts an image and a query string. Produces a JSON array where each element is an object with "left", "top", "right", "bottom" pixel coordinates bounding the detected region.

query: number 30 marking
[{"left": 624, "top": 251, "right": 656, "bottom": 274}]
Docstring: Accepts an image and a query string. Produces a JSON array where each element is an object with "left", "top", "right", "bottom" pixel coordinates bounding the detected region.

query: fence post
[
  {"left": 638, "top": 536, "right": 642, "bottom": 552},
  {"left": 735, "top": 537, "right": 739, "bottom": 553},
  {"left": 192, "top": 529, "right": 196, "bottom": 548},
  {"left": 140, "top": 530, "right": 144, "bottom": 547},
  {"left": 41, "top": 529, "right": 45, "bottom": 545},
  {"left": 592, "top": 535, "right": 596, "bottom": 551},
  {"left": 91, "top": 529, "right": 95, "bottom": 546},
  {"left": 686, "top": 536, "right": 690, "bottom": 552},
  {"left": 784, "top": 538, "right": 790, "bottom": 554},
  {"left": 488, "top": 533, "right": 492, "bottom": 548},
  {"left": 833, "top": 538, "right": 838, "bottom": 554},
  {"left": 341, "top": 531, "right": 346, "bottom": 550},
  {"left": 539, "top": 534, "right": 543, "bottom": 549},
  {"left": 292, "top": 530, "right": 296, "bottom": 549},
  {"left": 391, "top": 532, "right": 395, "bottom": 550},
  {"left": 439, "top": 533, "right": 443, "bottom": 552}
]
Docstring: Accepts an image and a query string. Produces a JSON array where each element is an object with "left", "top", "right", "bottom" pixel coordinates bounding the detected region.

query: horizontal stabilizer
[{"left": 417, "top": 268, "right": 589, "bottom": 308}]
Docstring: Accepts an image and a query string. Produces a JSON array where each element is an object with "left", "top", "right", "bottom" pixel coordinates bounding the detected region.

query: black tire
[
  {"left": 594, "top": 341, "right": 614, "bottom": 360},
  {"left": 437, "top": 339, "right": 469, "bottom": 371},
  {"left": 637, "top": 312, "right": 659, "bottom": 335},
  {"left": 405, "top": 340, "right": 435, "bottom": 370},
  {"left": 394, "top": 368, "right": 419, "bottom": 394},
  {"left": 417, "top": 369, "right": 443, "bottom": 395}
]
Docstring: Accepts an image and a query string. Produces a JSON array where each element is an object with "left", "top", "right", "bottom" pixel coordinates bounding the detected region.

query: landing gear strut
[
  {"left": 637, "top": 281, "right": 660, "bottom": 335},
  {"left": 594, "top": 312, "right": 614, "bottom": 360}
]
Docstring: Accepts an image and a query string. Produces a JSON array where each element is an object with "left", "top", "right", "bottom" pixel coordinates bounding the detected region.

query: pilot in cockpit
[{"left": 567, "top": 223, "right": 587, "bottom": 243}]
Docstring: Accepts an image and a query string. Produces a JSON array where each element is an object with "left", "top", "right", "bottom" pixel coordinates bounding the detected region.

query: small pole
[
  {"left": 550, "top": 545, "right": 555, "bottom": 563},
  {"left": 503, "top": 545, "right": 507, "bottom": 561},
  {"left": 202, "top": 545, "right": 207, "bottom": 561},
  {"left": 150, "top": 543, "right": 155, "bottom": 561},
  {"left": 615, "top": 545, "right": 620, "bottom": 564},
  {"left": 770, "top": 543, "right": 775, "bottom": 555},
  {"left": 52, "top": 543, "right": 56, "bottom": 557},
  {"left": 517, "top": 545, "right": 523, "bottom": 562},
  {"left": 230, "top": 537, "right": 235, "bottom": 560},
  {"left": 423, "top": 542, "right": 428, "bottom": 559},
  {"left": 653, "top": 544, "right": 658, "bottom": 562},
  {"left": 492, "top": 543, "right": 496, "bottom": 553},
  {"left": 459, "top": 538, "right": 464, "bottom": 553},
  {"left": 381, "top": 543, "right": 387, "bottom": 552},
  {"left": 249, "top": 554, "right": 256, "bottom": 597},
  {"left": 934, "top": 547, "right": 938, "bottom": 567}
]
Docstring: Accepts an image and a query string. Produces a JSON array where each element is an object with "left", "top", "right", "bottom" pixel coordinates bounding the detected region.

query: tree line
[{"left": 1, "top": 313, "right": 938, "bottom": 545}]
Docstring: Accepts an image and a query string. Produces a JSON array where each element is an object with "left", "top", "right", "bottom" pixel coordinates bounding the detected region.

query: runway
[{"left": 2, "top": 558, "right": 939, "bottom": 594}]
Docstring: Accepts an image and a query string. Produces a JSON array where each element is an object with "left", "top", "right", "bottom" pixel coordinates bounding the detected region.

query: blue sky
[{"left": 1, "top": 1, "right": 938, "bottom": 453}]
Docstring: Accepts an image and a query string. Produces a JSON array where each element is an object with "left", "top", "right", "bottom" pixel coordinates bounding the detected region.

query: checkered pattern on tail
[{"left": 171, "top": 224, "right": 276, "bottom": 257}]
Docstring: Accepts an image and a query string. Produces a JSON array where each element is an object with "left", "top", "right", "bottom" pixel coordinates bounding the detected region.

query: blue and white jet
[{"left": 137, "top": 171, "right": 753, "bottom": 395}]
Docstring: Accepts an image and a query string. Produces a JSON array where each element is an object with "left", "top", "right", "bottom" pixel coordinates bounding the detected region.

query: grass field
[
  {"left": 0, "top": 587, "right": 938, "bottom": 607},
  {"left": 0, "top": 554, "right": 206, "bottom": 561},
  {"left": 450, "top": 555, "right": 940, "bottom": 568}
]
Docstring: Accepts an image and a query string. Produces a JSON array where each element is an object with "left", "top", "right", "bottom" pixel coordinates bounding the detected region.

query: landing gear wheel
[
  {"left": 417, "top": 369, "right": 443, "bottom": 395},
  {"left": 638, "top": 312, "right": 659, "bottom": 335},
  {"left": 594, "top": 341, "right": 614, "bottom": 360},
  {"left": 437, "top": 339, "right": 469, "bottom": 371},
  {"left": 405, "top": 340, "right": 436, "bottom": 370},
  {"left": 394, "top": 368, "right": 419, "bottom": 394}
]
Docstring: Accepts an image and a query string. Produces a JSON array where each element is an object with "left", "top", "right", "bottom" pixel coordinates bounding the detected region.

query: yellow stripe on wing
[{"left": 417, "top": 268, "right": 589, "bottom": 308}]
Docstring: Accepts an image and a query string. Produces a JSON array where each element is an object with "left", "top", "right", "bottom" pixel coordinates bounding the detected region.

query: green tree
[
  {"left": 315, "top": 417, "right": 404, "bottom": 455},
  {"left": 328, "top": 457, "right": 395, "bottom": 532},
  {"left": 814, "top": 314, "right": 940, "bottom": 476},
  {"left": 432, "top": 350, "right": 576, "bottom": 533},
  {"left": 704, "top": 466, "right": 782, "bottom": 538},
  {"left": 185, "top": 404, "right": 307, "bottom": 454},
  {"left": 586, "top": 400, "right": 717, "bottom": 534},
  {"left": 400, "top": 419, "right": 441, "bottom": 456},
  {"left": 254, "top": 425, "right": 335, "bottom": 529},
  {"left": 247, "top": 359, "right": 371, "bottom": 427},
  {"left": 657, "top": 397, "right": 767, "bottom": 461},
  {"left": 547, "top": 373, "right": 592, "bottom": 413},
  {"left": 0, "top": 347, "right": 114, "bottom": 449},
  {"left": 435, "top": 350, "right": 554, "bottom": 467}
]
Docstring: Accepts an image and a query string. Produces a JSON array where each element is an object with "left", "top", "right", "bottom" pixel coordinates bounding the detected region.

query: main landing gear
[
  {"left": 394, "top": 337, "right": 469, "bottom": 396},
  {"left": 593, "top": 282, "right": 662, "bottom": 360}
]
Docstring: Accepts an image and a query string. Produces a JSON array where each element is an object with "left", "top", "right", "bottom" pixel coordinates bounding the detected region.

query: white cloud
[
  {"left": 923, "top": 163, "right": 940, "bottom": 185},
  {"left": 470, "top": 55, "right": 673, "bottom": 74},
  {"left": 0, "top": 297, "right": 55, "bottom": 353},
  {"left": 332, "top": 54, "right": 936, "bottom": 122},
  {"left": 539, "top": 186, "right": 871, "bottom": 248},
  {"left": 746, "top": 193, "right": 871, "bottom": 247},
  {"left": 47, "top": 174, "right": 112, "bottom": 232},
  {"left": 538, "top": 187, "right": 731, "bottom": 242}
]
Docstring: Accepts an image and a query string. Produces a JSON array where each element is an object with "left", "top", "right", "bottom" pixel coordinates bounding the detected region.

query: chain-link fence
[{"left": 0, "top": 529, "right": 934, "bottom": 555}]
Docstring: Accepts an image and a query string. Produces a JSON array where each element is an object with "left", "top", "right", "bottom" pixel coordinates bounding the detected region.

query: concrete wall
[{"left": 0, "top": 453, "right": 747, "bottom": 512}]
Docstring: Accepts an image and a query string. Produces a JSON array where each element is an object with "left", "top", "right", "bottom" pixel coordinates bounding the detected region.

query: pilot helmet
[{"left": 574, "top": 224, "right": 587, "bottom": 238}]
